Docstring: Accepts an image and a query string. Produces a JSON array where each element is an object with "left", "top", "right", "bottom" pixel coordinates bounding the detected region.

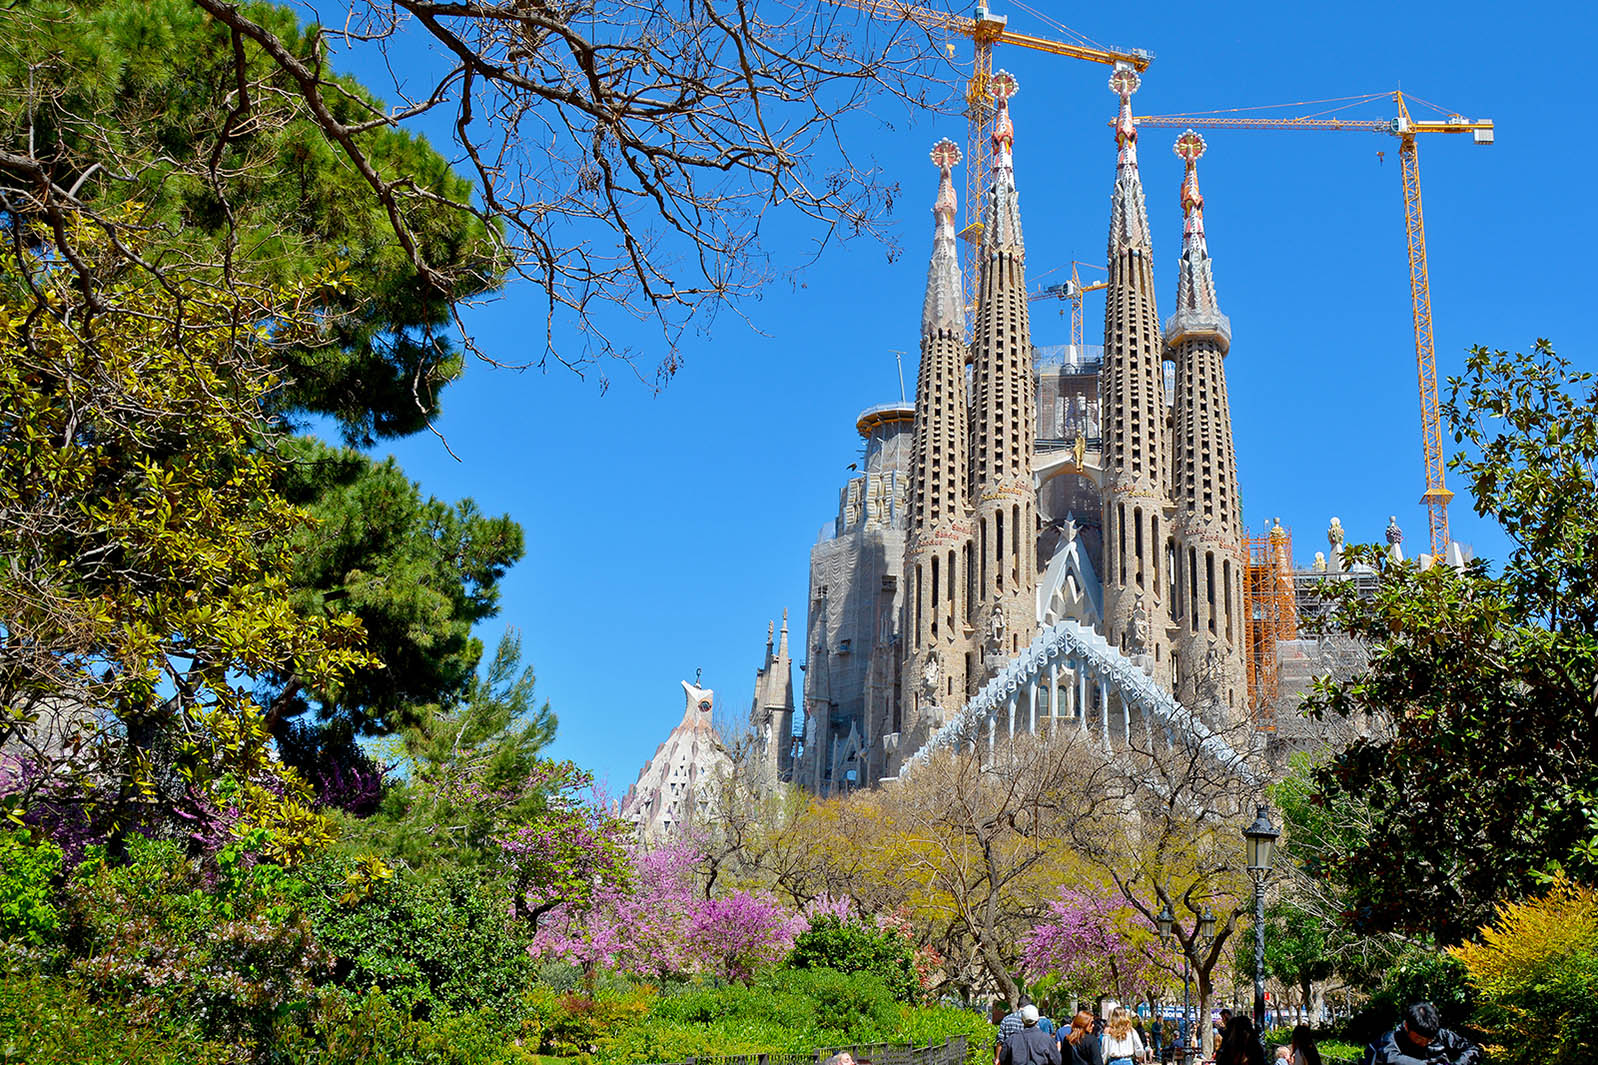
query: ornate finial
[
  {"left": 1386, "top": 516, "right": 1403, "bottom": 545},
  {"left": 930, "top": 138, "right": 959, "bottom": 225},
  {"left": 930, "top": 138, "right": 961, "bottom": 169},
  {"left": 1174, "top": 129, "right": 1206, "bottom": 164},
  {"left": 989, "top": 70, "right": 1018, "bottom": 160},
  {"left": 1110, "top": 67, "right": 1140, "bottom": 164},
  {"left": 990, "top": 69, "right": 1020, "bottom": 103}
]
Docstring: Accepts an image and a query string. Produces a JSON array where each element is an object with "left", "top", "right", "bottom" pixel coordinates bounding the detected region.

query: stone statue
[
  {"left": 1130, "top": 594, "right": 1150, "bottom": 654},
  {"left": 984, "top": 605, "right": 1006, "bottom": 657},
  {"left": 1072, "top": 432, "right": 1087, "bottom": 468},
  {"left": 920, "top": 651, "right": 941, "bottom": 700},
  {"left": 1385, "top": 515, "right": 1403, "bottom": 546},
  {"left": 1327, "top": 516, "right": 1344, "bottom": 553}
]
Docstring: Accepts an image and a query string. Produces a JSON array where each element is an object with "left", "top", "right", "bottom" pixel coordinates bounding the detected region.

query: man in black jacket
[{"left": 1362, "top": 1002, "right": 1482, "bottom": 1065}]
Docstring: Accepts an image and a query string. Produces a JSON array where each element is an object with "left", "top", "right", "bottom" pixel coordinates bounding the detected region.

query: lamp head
[
  {"left": 1243, "top": 804, "right": 1280, "bottom": 874},
  {"left": 1156, "top": 902, "right": 1175, "bottom": 941}
]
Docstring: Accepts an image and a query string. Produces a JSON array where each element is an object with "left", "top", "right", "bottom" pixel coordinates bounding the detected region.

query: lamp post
[
  {"left": 1242, "top": 805, "right": 1280, "bottom": 1040},
  {"left": 1156, "top": 901, "right": 1216, "bottom": 1065}
]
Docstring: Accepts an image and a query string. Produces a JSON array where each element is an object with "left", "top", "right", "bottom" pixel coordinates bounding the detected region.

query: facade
[
  {"left": 619, "top": 679, "right": 733, "bottom": 842},
  {"left": 792, "top": 66, "right": 1262, "bottom": 794}
]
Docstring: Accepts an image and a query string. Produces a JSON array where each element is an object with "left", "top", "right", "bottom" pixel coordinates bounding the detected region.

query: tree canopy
[{"left": 1298, "top": 341, "right": 1598, "bottom": 943}]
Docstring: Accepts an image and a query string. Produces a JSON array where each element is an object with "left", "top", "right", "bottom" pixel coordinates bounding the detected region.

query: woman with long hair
[
  {"left": 1215, "top": 1016, "right": 1265, "bottom": 1065},
  {"left": 1061, "top": 1011, "right": 1104, "bottom": 1065},
  {"left": 1288, "top": 1025, "right": 1321, "bottom": 1065},
  {"left": 1101, "top": 1007, "right": 1148, "bottom": 1065}
]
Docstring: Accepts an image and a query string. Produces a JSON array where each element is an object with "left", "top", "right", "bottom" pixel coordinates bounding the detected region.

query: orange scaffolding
[{"left": 1245, "top": 522, "right": 1298, "bottom": 728}]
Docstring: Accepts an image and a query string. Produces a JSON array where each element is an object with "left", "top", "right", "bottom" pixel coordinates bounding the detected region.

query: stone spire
[
  {"left": 750, "top": 610, "right": 797, "bottom": 789},
  {"left": 969, "top": 69, "right": 1039, "bottom": 679},
  {"left": 902, "top": 138, "right": 974, "bottom": 753},
  {"left": 1107, "top": 67, "right": 1153, "bottom": 253},
  {"left": 1099, "top": 64, "right": 1173, "bottom": 675},
  {"left": 1166, "top": 131, "right": 1246, "bottom": 719}
]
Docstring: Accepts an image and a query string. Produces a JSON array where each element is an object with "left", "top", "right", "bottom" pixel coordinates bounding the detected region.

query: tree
[
  {"left": 1301, "top": 341, "right": 1598, "bottom": 942},
  {"left": 2, "top": 0, "right": 939, "bottom": 398},
  {"left": 267, "top": 437, "right": 524, "bottom": 738},
  {"left": 1259, "top": 900, "right": 1334, "bottom": 1020},
  {"left": 0, "top": 0, "right": 502, "bottom": 443},
  {"left": 1021, "top": 887, "right": 1151, "bottom": 1006},
  {"left": 0, "top": 223, "right": 370, "bottom": 852}
]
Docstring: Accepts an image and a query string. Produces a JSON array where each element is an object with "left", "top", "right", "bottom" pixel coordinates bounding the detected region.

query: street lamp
[
  {"left": 1156, "top": 901, "right": 1213, "bottom": 1065},
  {"left": 1242, "top": 805, "right": 1280, "bottom": 1038}
]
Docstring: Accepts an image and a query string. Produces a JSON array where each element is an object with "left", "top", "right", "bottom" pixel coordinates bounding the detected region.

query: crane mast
[{"left": 1135, "top": 93, "right": 1493, "bottom": 559}]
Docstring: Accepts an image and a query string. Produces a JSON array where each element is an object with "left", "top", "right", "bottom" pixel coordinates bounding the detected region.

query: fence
[{"left": 641, "top": 1034, "right": 971, "bottom": 1065}]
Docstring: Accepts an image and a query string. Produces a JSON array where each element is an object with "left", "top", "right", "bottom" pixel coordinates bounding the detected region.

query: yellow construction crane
[
  {"left": 825, "top": 1, "right": 1150, "bottom": 300},
  {"left": 1135, "top": 92, "right": 1493, "bottom": 559},
  {"left": 1029, "top": 261, "right": 1107, "bottom": 348}
]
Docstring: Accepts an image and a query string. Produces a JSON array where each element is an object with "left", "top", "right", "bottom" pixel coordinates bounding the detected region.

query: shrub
[
  {"left": 0, "top": 829, "right": 62, "bottom": 946},
  {"left": 64, "top": 835, "right": 324, "bottom": 1051},
  {"left": 0, "top": 963, "right": 235, "bottom": 1065},
  {"left": 1452, "top": 876, "right": 1598, "bottom": 1064},
  {"left": 300, "top": 861, "right": 535, "bottom": 1018},
  {"left": 523, "top": 982, "right": 657, "bottom": 1057},
  {"left": 274, "top": 988, "right": 542, "bottom": 1064},
  {"left": 790, "top": 914, "right": 922, "bottom": 1003},
  {"left": 1356, "top": 945, "right": 1474, "bottom": 1037},
  {"left": 598, "top": 968, "right": 994, "bottom": 1064}
]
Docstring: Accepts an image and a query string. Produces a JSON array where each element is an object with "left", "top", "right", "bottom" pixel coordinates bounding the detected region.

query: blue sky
[{"left": 320, "top": 1, "right": 1595, "bottom": 795}]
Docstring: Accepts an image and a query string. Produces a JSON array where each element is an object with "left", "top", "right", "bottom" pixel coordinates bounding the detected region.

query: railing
[{"left": 640, "top": 1034, "right": 974, "bottom": 1065}]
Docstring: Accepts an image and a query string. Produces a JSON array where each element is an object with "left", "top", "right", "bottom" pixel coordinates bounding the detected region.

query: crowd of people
[{"left": 987, "top": 1000, "right": 1480, "bottom": 1065}]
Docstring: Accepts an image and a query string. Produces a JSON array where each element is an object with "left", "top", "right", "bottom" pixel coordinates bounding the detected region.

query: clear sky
[{"left": 318, "top": 1, "right": 1595, "bottom": 796}]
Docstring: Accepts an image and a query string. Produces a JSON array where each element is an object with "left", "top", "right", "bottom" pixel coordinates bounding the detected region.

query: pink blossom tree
[{"left": 1021, "top": 887, "right": 1151, "bottom": 1003}]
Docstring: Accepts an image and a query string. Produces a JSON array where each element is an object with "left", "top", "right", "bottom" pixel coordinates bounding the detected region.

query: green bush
[
  {"left": 1317, "top": 1041, "right": 1365, "bottom": 1064},
  {"left": 524, "top": 982, "right": 656, "bottom": 1057},
  {"left": 274, "top": 988, "right": 543, "bottom": 1065},
  {"left": 1453, "top": 877, "right": 1598, "bottom": 1064},
  {"left": 300, "top": 861, "right": 535, "bottom": 1018},
  {"left": 598, "top": 969, "right": 993, "bottom": 1065},
  {"left": 0, "top": 962, "right": 235, "bottom": 1065},
  {"left": 0, "top": 829, "right": 63, "bottom": 946},
  {"left": 1356, "top": 946, "right": 1474, "bottom": 1038},
  {"left": 790, "top": 914, "right": 922, "bottom": 1003},
  {"left": 64, "top": 835, "right": 323, "bottom": 1052}
]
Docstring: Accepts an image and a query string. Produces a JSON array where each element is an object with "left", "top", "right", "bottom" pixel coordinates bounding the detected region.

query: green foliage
[
  {"left": 269, "top": 437, "right": 525, "bottom": 738},
  {"left": 0, "top": 963, "right": 235, "bottom": 1065},
  {"left": 0, "top": 219, "right": 366, "bottom": 853},
  {"left": 1453, "top": 877, "right": 1598, "bottom": 1064},
  {"left": 1317, "top": 1042, "right": 1365, "bottom": 1065},
  {"left": 0, "top": 0, "right": 503, "bottom": 444},
  {"left": 64, "top": 836, "right": 324, "bottom": 1051},
  {"left": 274, "top": 989, "right": 543, "bottom": 1065},
  {"left": 790, "top": 914, "right": 923, "bottom": 1003},
  {"left": 0, "top": 831, "right": 62, "bottom": 946},
  {"left": 523, "top": 983, "right": 656, "bottom": 1058},
  {"left": 598, "top": 969, "right": 992, "bottom": 1064},
  {"left": 1301, "top": 342, "right": 1598, "bottom": 942},
  {"left": 299, "top": 862, "right": 535, "bottom": 1018},
  {"left": 338, "top": 632, "right": 568, "bottom": 879},
  {"left": 1358, "top": 948, "right": 1474, "bottom": 1038},
  {"left": 1260, "top": 900, "right": 1334, "bottom": 1008}
]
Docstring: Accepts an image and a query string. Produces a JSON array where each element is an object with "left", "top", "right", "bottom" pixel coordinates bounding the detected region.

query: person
[
  {"left": 1215, "top": 1016, "right": 1265, "bottom": 1065},
  {"left": 1062, "top": 1011, "right": 1104, "bottom": 1065},
  {"left": 997, "top": 998, "right": 1036, "bottom": 1065},
  {"left": 1001, "top": 1005, "right": 1063, "bottom": 1065},
  {"left": 1361, "top": 1002, "right": 1482, "bottom": 1065},
  {"left": 1288, "top": 1025, "right": 1322, "bottom": 1065},
  {"left": 1149, "top": 1016, "right": 1164, "bottom": 1063},
  {"left": 824, "top": 1055, "right": 855, "bottom": 1065},
  {"left": 1102, "top": 1006, "right": 1149, "bottom": 1065}
]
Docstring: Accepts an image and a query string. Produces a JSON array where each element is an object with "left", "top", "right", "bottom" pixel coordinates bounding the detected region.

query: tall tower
[
  {"left": 1099, "top": 67, "right": 1173, "bottom": 671},
  {"left": 902, "top": 138, "right": 974, "bottom": 750},
  {"left": 968, "top": 71, "right": 1040, "bottom": 674},
  {"left": 1165, "top": 131, "right": 1248, "bottom": 716},
  {"left": 749, "top": 610, "right": 796, "bottom": 788}
]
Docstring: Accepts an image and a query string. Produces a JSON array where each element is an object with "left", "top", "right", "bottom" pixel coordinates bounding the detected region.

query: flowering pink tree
[
  {"left": 690, "top": 892, "right": 809, "bottom": 981},
  {"left": 1021, "top": 887, "right": 1151, "bottom": 1002},
  {"left": 533, "top": 836, "right": 807, "bottom": 982}
]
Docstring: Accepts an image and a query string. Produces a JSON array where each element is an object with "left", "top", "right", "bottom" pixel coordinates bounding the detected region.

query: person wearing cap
[
  {"left": 1361, "top": 1002, "right": 1481, "bottom": 1065},
  {"left": 1001, "top": 1004, "right": 1063, "bottom": 1065}
]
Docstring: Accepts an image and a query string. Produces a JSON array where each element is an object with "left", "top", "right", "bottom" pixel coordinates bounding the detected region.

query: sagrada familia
[
  {"left": 622, "top": 67, "right": 1421, "bottom": 822},
  {"left": 780, "top": 69, "right": 1270, "bottom": 793}
]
